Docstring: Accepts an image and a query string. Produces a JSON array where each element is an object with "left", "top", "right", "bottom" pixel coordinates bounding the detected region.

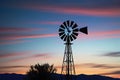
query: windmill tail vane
[{"left": 79, "top": 26, "right": 88, "bottom": 34}]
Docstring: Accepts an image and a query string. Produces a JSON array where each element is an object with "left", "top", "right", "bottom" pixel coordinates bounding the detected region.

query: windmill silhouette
[{"left": 59, "top": 20, "right": 88, "bottom": 80}]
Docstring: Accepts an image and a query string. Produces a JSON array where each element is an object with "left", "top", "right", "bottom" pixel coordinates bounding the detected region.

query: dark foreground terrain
[{"left": 0, "top": 73, "right": 120, "bottom": 80}]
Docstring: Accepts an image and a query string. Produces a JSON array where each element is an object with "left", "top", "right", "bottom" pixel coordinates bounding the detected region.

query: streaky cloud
[
  {"left": 2, "top": 0, "right": 120, "bottom": 9},
  {"left": 80, "top": 63, "right": 120, "bottom": 69},
  {"left": 102, "top": 52, "right": 120, "bottom": 57},
  {"left": 0, "top": 27, "right": 43, "bottom": 33},
  {"left": 101, "top": 71, "right": 120, "bottom": 75},
  {"left": 78, "top": 29, "right": 120, "bottom": 40},
  {"left": 0, "top": 29, "right": 120, "bottom": 45},
  {"left": 8, "top": 53, "right": 52, "bottom": 62},
  {"left": 20, "top": 5, "right": 120, "bottom": 17},
  {"left": 35, "top": 21, "right": 62, "bottom": 25},
  {"left": 0, "top": 27, "right": 57, "bottom": 44},
  {"left": 2, "top": 0, "right": 120, "bottom": 16},
  {"left": 0, "top": 52, "right": 26, "bottom": 58},
  {"left": 0, "top": 65, "right": 29, "bottom": 69},
  {"left": 0, "top": 33, "right": 57, "bottom": 40},
  {"left": 56, "top": 63, "right": 120, "bottom": 69},
  {"left": 0, "top": 40, "right": 29, "bottom": 45},
  {"left": 1, "top": 29, "right": 120, "bottom": 41}
]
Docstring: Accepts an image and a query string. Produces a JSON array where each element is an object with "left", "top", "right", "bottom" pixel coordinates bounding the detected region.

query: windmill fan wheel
[{"left": 59, "top": 20, "right": 79, "bottom": 42}]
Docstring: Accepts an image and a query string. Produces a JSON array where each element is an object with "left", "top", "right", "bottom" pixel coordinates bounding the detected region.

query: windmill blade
[
  {"left": 61, "top": 34, "right": 66, "bottom": 40},
  {"left": 67, "top": 20, "right": 70, "bottom": 27},
  {"left": 72, "top": 23, "right": 78, "bottom": 29},
  {"left": 59, "top": 28, "right": 64, "bottom": 32},
  {"left": 71, "top": 34, "right": 77, "bottom": 40},
  {"left": 70, "top": 35, "right": 73, "bottom": 41},
  {"left": 70, "top": 21, "right": 74, "bottom": 27},
  {"left": 79, "top": 26, "right": 88, "bottom": 34},
  {"left": 73, "top": 32, "right": 78, "bottom": 36},
  {"left": 59, "top": 32, "right": 64, "bottom": 36},
  {"left": 63, "top": 22, "right": 67, "bottom": 27},
  {"left": 63, "top": 35, "right": 67, "bottom": 41},
  {"left": 60, "top": 25, "right": 65, "bottom": 29},
  {"left": 73, "top": 28, "right": 78, "bottom": 32}
]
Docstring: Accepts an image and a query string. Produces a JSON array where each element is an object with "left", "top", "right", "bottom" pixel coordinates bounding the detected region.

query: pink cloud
[
  {"left": 0, "top": 33, "right": 57, "bottom": 40},
  {"left": 8, "top": 53, "right": 51, "bottom": 62},
  {"left": 32, "top": 53, "right": 50, "bottom": 58},
  {"left": 0, "top": 40, "right": 29, "bottom": 45},
  {"left": 0, "top": 52, "right": 25, "bottom": 58},
  {"left": 0, "top": 50, "right": 51, "bottom": 63},
  {"left": 79, "top": 30, "right": 120, "bottom": 39},
  {"left": 0, "top": 27, "right": 57, "bottom": 44},
  {"left": 1, "top": 29, "right": 119, "bottom": 42},
  {"left": 61, "top": 8, "right": 120, "bottom": 16},
  {"left": 21, "top": 5, "right": 120, "bottom": 16},
  {"left": 35, "top": 21, "right": 62, "bottom": 25},
  {"left": 0, "top": 27, "right": 43, "bottom": 33}
]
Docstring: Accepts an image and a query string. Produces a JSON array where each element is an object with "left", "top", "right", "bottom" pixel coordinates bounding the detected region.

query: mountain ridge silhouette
[{"left": 0, "top": 73, "right": 120, "bottom": 80}]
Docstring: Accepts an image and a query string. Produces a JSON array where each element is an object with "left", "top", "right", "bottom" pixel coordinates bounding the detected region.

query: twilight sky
[{"left": 0, "top": 0, "right": 120, "bottom": 78}]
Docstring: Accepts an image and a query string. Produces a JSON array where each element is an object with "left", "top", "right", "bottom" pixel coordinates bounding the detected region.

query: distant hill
[
  {"left": 0, "top": 73, "right": 25, "bottom": 80},
  {"left": 76, "top": 74, "right": 120, "bottom": 80},
  {"left": 0, "top": 73, "right": 120, "bottom": 80}
]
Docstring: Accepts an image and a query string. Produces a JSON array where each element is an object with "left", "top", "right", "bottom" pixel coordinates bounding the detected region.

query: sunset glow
[{"left": 0, "top": 0, "right": 120, "bottom": 78}]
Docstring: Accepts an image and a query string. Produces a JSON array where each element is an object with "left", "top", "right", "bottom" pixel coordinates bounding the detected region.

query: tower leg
[{"left": 61, "top": 43, "right": 75, "bottom": 80}]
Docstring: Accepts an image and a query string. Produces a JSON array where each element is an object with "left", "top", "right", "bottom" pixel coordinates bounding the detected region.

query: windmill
[{"left": 58, "top": 20, "right": 88, "bottom": 80}]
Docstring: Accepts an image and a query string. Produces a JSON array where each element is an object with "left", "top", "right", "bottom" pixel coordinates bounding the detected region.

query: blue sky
[{"left": 0, "top": 0, "right": 120, "bottom": 78}]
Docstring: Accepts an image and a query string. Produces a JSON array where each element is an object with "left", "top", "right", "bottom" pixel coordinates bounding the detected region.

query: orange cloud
[
  {"left": 100, "top": 71, "right": 120, "bottom": 78},
  {"left": 56, "top": 63, "right": 120, "bottom": 69},
  {"left": 55, "top": 63, "right": 120, "bottom": 78},
  {"left": 0, "top": 65, "right": 28, "bottom": 69},
  {"left": 0, "top": 66, "right": 28, "bottom": 74}
]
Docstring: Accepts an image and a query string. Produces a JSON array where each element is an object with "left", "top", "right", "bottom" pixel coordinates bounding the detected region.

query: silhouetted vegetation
[{"left": 25, "top": 63, "right": 57, "bottom": 80}]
